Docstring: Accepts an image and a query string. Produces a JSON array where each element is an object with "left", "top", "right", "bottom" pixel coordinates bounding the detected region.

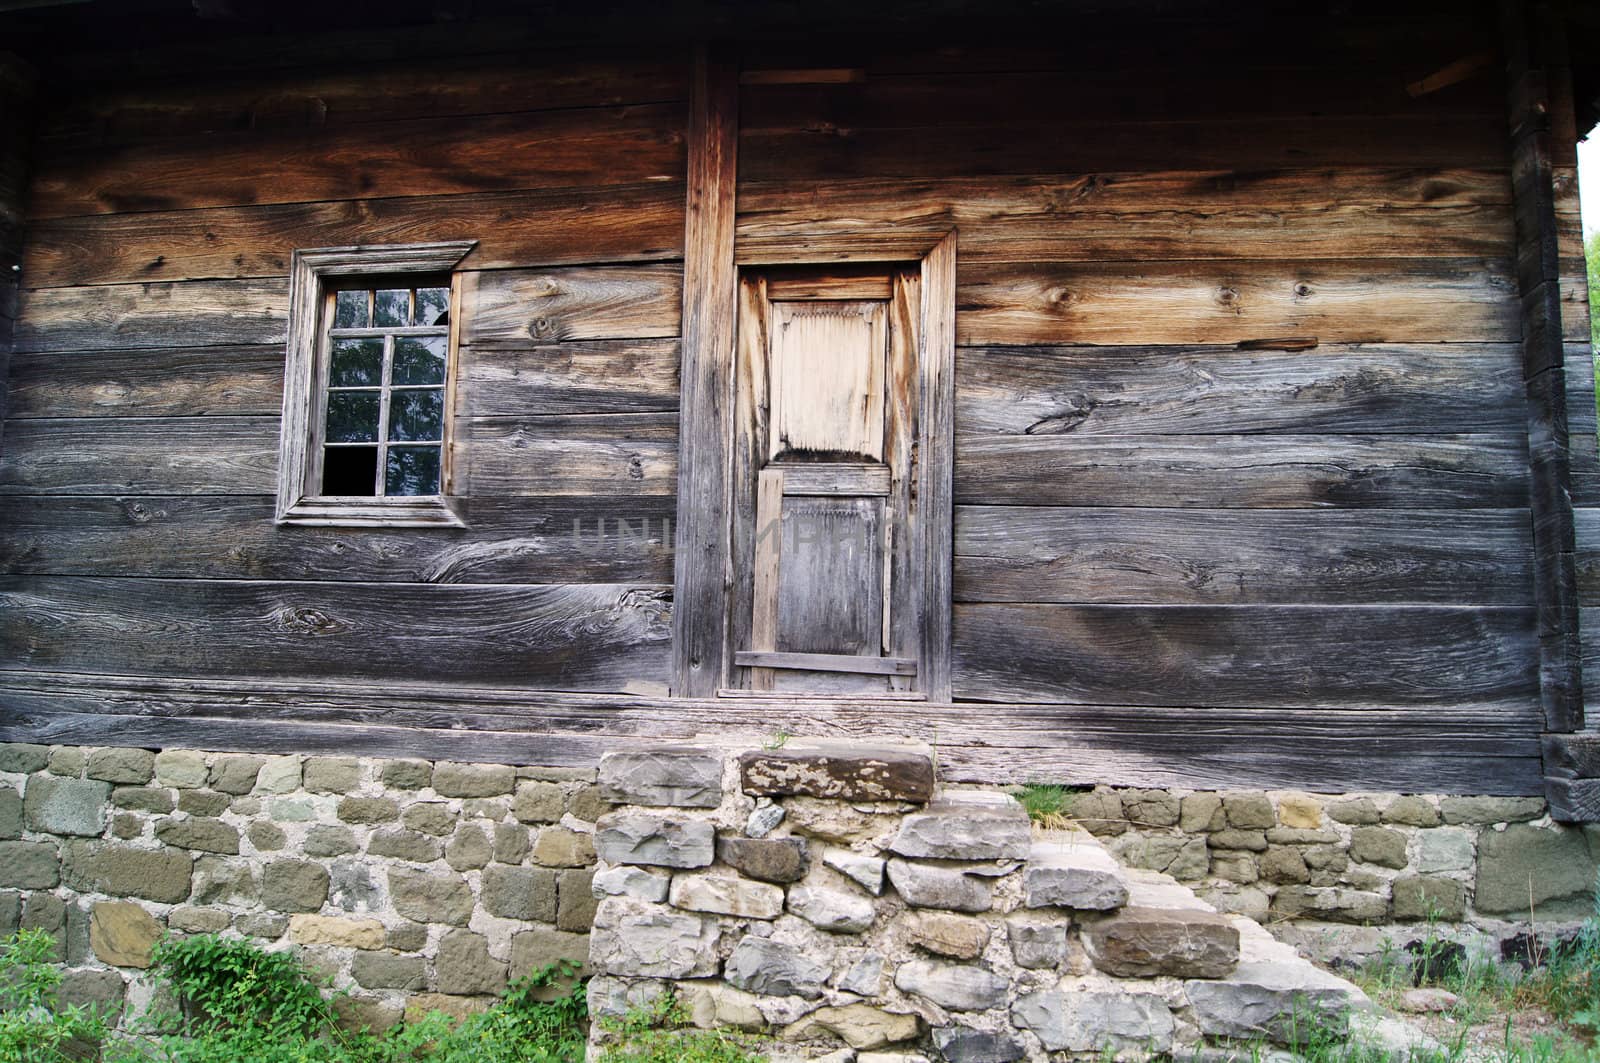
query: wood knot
[
  {"left": 1293, "top": 283, "right": 1314, "bottom": 299},
  {"left": 275, "top": 607, "right": 349, "bottom": 635},
  {"left": 119, "top": 499, "right": 159, "bottom": 524}
]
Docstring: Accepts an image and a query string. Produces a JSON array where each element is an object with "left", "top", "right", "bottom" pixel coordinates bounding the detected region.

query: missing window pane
[
  {"left": 386, "top": 445, "right": 441, "bottom": 496},
  {"left": 323, "top": 446, "right": 378, "bottom": 495}
]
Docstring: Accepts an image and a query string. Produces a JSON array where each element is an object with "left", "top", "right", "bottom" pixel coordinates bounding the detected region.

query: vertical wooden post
[
  {"left": 671, "top": 45, "right": 739, "bottom": 696},
  {"left": 0, "top": 52, "right": 36, "bottom": 444}
]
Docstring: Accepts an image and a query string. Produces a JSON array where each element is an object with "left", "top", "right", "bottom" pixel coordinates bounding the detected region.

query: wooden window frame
[{"left": 276, "top": 241, "right": 475, "bottom": 528}]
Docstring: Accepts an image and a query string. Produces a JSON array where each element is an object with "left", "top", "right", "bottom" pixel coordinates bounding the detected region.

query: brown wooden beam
[{"left": 671, "top": 45, "right": 739, "bottom": 696}]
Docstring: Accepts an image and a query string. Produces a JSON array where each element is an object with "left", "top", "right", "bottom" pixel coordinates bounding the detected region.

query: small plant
[
  {"left": 0, "top": 928, "right": 118, "bottom": 1063},
  {"left": 1017, "top": 782, "right": 1073, "bottom": 830},
  {"left": 760, "top": 729, "right": 790, "bottom": 750},
  {"left": 597, "top": 995, "right": 765, "bottom": 1063},
  {"left": 151, "top": 932, "right": 338, "bottom": 1038}
]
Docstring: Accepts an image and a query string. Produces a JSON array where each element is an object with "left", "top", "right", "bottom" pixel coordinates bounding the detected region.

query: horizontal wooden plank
[
  {"left": 0, "top": 577, "right": 672, "bottom": 692},
  {"left": 24, "top": 182, "right": 686, "bottom": 288},
  {"left": 0, "top": 670, "right": 1542, "bottom": 794},
  {"left": 462, "top": 265, "right": 682, "bottom": 345},
  {"left": 15, "top": 278, "right": 289, "bottom": 353},
  {"left": 460, "top": 416, "right": 679, "bottom": 497},
  {"left": 733, "top": 650, "right": 917, "bottom": 675},
  {"left": 954, "top": 434, "right": 1529, "bottom": 508},
  {"left": 952, "top": 603, "right": 1537, "bottom": 708},
  {"left": 0, "top": 495, "right": 676, "bottom": 584},
  {"left": 955, "top": 507, "right": 1532, "bottom": 605},
  {"left": 42, "top": 55, "right": 687, "bottom": 146},
  {"left": 30, "top": 102, "right": 687, "bottom": 219},
  {"left": 6, "top": 344, "right": 285, "bottom": 418},
  {"left": 458, "top": 339, "right": 680, "bottom": 418},
  {"left": 741, "top": 116, "right": 1508, "bottom": 183},
  {"left": 955, "top": 259, "right": 1519, "bottom": 346},
  {"left": 955, "top": 342, "right": 1523, "bottom": 436}
]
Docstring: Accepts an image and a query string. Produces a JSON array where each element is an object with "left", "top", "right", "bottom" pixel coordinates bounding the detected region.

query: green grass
[{"left": 1017, "top": 782, "right": 1073, "bottom": 828}]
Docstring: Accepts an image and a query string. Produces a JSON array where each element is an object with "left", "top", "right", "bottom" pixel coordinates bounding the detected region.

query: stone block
[
  {"left": 1349, "top": 827, "right": 1408, "bottom": 869},
  {"left": 208, "top": 755, "right": 264, "bottom": 795},
  {"left": 590, "top": 897, "right": 718, "bottom": 979},
  {"left": 263, "top": 860, "right": 330, "bottom": 913},
  {"left": 1121, "top": 789, "right": 1181, "bottom": 827},
  {"left": 154, "top": 817, "right": 240, "bottom": 855},
  {"left": 1277, "top": 793, "right": 1323, "bottom": 830},
  {"left": 64, "top": 842, "right": 191, "bottom": 903},
  {"left": 595, "top": 813, "right": 714, "bottom": 868},
  {"left": 405, "top": 993, "right": 490, "bottom": 1024},
  {"left": 1186, "top": 961, "right": 1369, "bottom": 1043},
  {"left": 178, "top": 790, "right": 230, "bottom": 816},
  {"left": 289, "top": 914, "right": 385, "bottom": 949},
  {"left": 1024, "top": 838, "right": 1130, "bottom": 910},
  {"left": 585, "top": 976, "right": 672, "bottom": 1021},
  {"left": 88, "top": 748, "right": 155, "bottom": 785},
  {"left": 0, "top": 840, "right": 59, "bottom": 888},
  {"left": 1210, "top": 851, "right": 1259, "bottom": 884},
  {"left": 1392, "top": 875, "right": 1467, "bottom": 922},
  {"left": 431, "top": 762, "right": 515, "bottom": 798},
  {"left": 745, "top": 803, "right": 785, "bottom": 838},
  {"left": 303, "top": 825, "right": 358, "bottom": 857},
  {"left": 1270, "top": 886, "right": 1388, "bottom": 924},
  {"left": 494, "top": 823, "right": 530, "bottom": 864},
  {"left": 557, "top": 869, "right": 598, "bottom": 931},
  {"left": 533, "top": 827, "right": 595, "bottom": 868},
  {"left": 401, "top": 802, "right": 456, "bottom": 836},
  {"left": 592, "top": 865, "right": 670, "bottom": 902},
  {"left": 24, "top": 776, "right": 110, "bottom": 836},
  {"left": 894, "top": 959, "right": 1007, "bottom": 1011},
  {"left": 335, "top": 996, "right": 405, "bottom": 1036},
  {"left": 152, "top": 751, "right": 208, "bottom": 789},
  {"left": 682, "top": 982, "right": 766, "bottom": 1032},
  {"left": 480, "top": 865, "right": 558, "bottom": 922},
  {"left": 823, "top": 847, "right": 885, "bottom": 894},
  {"left": 435, "top": 929, "right": 508, "bottom": 996},
  {"left": 834, "top": 950, "right": 886, "bottom": 996},
  {"left": 669, "top": 871, "right": 783, "bottom": 919},
  {"left": 568, "top": 785, "right": 607, "bottom": 823},
  {"left": 236, "top": 912, "right": 288, "bottom": 939},
  {"left": 1259, "top": 847, "right": 1311, "bottom": 885},
  {"left": 112, "top": 787, "right": 174, "bottom": 814},
  {"left": 930, "top": 1029, "right": 1024, "bottom": 1063},
  {"left": 90, "top": 901, "right": 161, "bottom": 968},
  {"left": 1382, "top": 796, "right": 1441, "bottom": 827},
  {"left": 1440, "top": 796, "right": 1546, "bottom": 825},
  {"left": 901, "top": 911, "right": 988, "bottom": 959},
  {"left": 886, "top": 858, "right": 992, "bottom": 912},
  {"left": 303, "top": 757, "right": 361, "bottom": 794},
  {"left": 784, "top": 797, "right": 896, "bottom": 846},
  {"left": 329, "top": 859, "right": 381, "bottom": 913},
  {"left": 0, "top": 788, "right": 21, "bottom": 839},
  {"left": 1475, "top": 823, "right": 1599, "bottom": 917},
  {"left": 1179, "top": 792, "right": 1225, "bottom": 832},
  {"left": 189, "top": 855, "right": 254, "bottom": 905},
  {"left": 1223, "top": 793, "right": 1275, "bottom": 829},
  {"left": 512, "top": 782, "right": 566, "bottom": 824},
  {"left": 1083, "top": 906, "right": 1240, "bottom": 978},
  {"left": 59, "top": 968, "right": 127, "bottom": 1016},
  {"left": 47, "top": 748, "right": 85, "bottom": 777},
  {"left": 717, "top": 835, "right": 809, "bottom": 883},
  {"left": 1208, "top": 829, "right": 1268, "bottom": 852},
  {"left": 380, "top": 760, "right": 432, "bottom": 790},
  {"left": 723, "top": 935, "right": 828, "bottom": 997},
  {"left": 1328, "top": 798, "right": 1380, "bottom": 825},
  {"left": 338, "top": 796, "right": 399, "bottom": 824},
  {"left": 168, "top": 906, "right": 232, "bottom": 934},
  {"left": 598, "top": 750, "right": 724, "bottom": 807},
  {"left": 1012, "top": 988, "right": 1175, "bottom": 1054},
  {"left": 1415, "top": 828, "right": 1474, "bottom": 873},
  {"left": 1007, "top": 917, "right": 1067, "bottom": 968},
  {"left": 789, "top": 884, "right": 875, "bottom": 933},
  {"left": 367, "top": 829, "right": 443, "bottom": 863},
  {"left": 784, "top": 1004, "right": 921, "bottom": 1050},
  {"left": 445, "top": 825, "right": 493, "bottom": 871},
  {"left": 738, "top": 742, "right": 934, "bottom": 803},
  {"left": 888, "top": 792, "right": 1030, "bottom": 861},
  {"left": 1266, "top": 827, "right": 1340, "bottom": 845},
  {"left": 0, "top": 744, "right": 51, "bottom": 774},
  {"left": 0, "top": 892, "right": 17, "bottom": 937},
  {"left": 510, "top": 925, "right": 591, "bottom": 978},
  {"left": 246, "top": 756, "right": 297, "bottom": 794}
]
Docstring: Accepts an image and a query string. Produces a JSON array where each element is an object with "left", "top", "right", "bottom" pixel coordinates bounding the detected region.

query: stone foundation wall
[{"left": 0, "top": 742, "right": 602, "bottom": 1030}]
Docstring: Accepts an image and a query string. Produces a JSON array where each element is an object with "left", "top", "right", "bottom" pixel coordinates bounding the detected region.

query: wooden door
[{"left": 731, "top": 268, "right": 923, "bottom": 695}]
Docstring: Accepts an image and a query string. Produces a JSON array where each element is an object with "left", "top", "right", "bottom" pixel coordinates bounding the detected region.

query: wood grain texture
[
  {"left": 459, "top": 416, "right": 678, "bottom": 497},
  {"left": 955, "top": 343, "right": 1523, "bottom": 437},
  {"left": 14, "top": 279, "right": 289, "bottom": 353},
  {"left": 954, "top": 507, "right": 1533, "bottom": 605},
  {"left": 0, "top": 670, "right": 1543, "bottom": 795},
  {"left": 955, "top": 259, "right": 1519, "bottom": 346},
  {"left": 24, "top": 182, "right": 686, "bottom": 288},
  {"left": 955, "top": 434, "right": 1529, "bottom": 509},
  {"left": 0, "top": 576, "right": 671, "bottom": 692},
  {"left": 457, "top": 339, "right": 679, "bottom": 418},
  {"left": 952, "top": 603, "right": 1537, "bottom": 708},
  {"left": 5, "top": 344, "right": 284, "bottom": 418},
  {"left": 0, "top": 495, "right": 676, "bottom": 584},
  {"left": 30, "top": 103, "right": 686, "bottom": 219},
  {"left": 461, "top": 265, "right": 682, "bottom": 346}
]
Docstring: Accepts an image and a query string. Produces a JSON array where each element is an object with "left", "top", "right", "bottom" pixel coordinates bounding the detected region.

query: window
[{"left": 275, "top": 241, "right": 475, "bottom": 526}]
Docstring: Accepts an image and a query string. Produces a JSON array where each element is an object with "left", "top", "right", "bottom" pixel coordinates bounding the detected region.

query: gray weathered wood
[
  {"left": 458, "top": 339, "right": 679, "bottom": 417},
  {"left": 918, "top": 234, "right": 956, "bottom": 702},
  {"left": 954, "top": 507, "right": 1533, "bottom": 605},
  {"left": 733, "top": 651, "right": 916, "bottom": 675},
  {"left": 461, "top": 265, "right": 682, "bottom": 346},
  {"left": 6, "top": 344, "right": 285, "bottom": 418},
  {"left": 952, "top": 604, "right": 1537, "bottom": 708},
  {"left": 14, "top": 278, "right": 290, "bottom": 353}
]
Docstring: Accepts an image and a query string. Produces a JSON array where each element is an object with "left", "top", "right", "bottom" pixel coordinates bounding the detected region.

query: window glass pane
[
  {"left": 386, "top": 445, "right": 441, "bottom": 496},
  {"left": 326, "top": 391, "right": 380, "bottom": 442},
  {"left": 416, "top": 286, "right": 450, "bottom": 326},
  {"left": 329, "top": 338, "right": 384, "bottom": 387},
  {"left": 374, "top": 288, "right": 409, "bottom": 327},
  {"left": 393, "top": 336, "right": 447, "bottom": 385},
  {"left": 388, "top": 388, "right": 444, "bottom": 442},
  {"left": 334, "top": 289, "right": 369, "bottom": 329},
  {"left": 322, "top": 446, "right": 378, "bottom": 495}
]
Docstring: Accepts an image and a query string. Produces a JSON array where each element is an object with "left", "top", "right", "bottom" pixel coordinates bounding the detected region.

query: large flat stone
[
  {"left": 738, "top": 742, "right": 935, "bottom": 803},
  {"left": 784, "top": 1004, "right": 921, "bottom": 1050},
  {"left": 590, "top": 897, "right": 719, "bottom": 979},
  {"left": 595, "top": 813, "right": 715, "bottom": 868},
  {"left": 723, "top": 936, "right": 828, "bottom": 998},
  {"left": 717, "top": 836, "right": 809, "bottom": 884},
  {"left": 888, "top": 792, "right": 1030, "bottom": 860},
  {"left": 1476, "top": 823, "right": 1600, "bottom": 918},
  {"left": 1186, "top": 961, "right": 1370, "bottom": 1043},
  {"left": 823, "top": 848, "right": 885, "bottom": 894},
  {"left": 901, "top": 912, "right": 989, "bottom": 959},
  {"left": 24, "top": 777, "right": 111, "bottom": 836},
  {"left": 1012, "top": 988, "right": 1174, "bottom": 1054},
  {"left": 599, "top": 750, "right": 724, "bottom": 808},
  {"left": 89, "top": 901, "right": 161, "bottom": 969},
  {"left": 1083, "top": 906, "right": 1240, "bottom": 978},
  {"left": 893, "top": 959, "right": 1007, "bottom": 1011},
  {"left": 63, "top": 842, "right": 191, "bottom": 903},
  {"left": 789, "top": 885, "right": 875, "bottom": 933},
  {"left": 931, "top": 1029, "right": 1024, "bottom": 1063},
  {"left": 1024, "top": 836, "right": 1131, "bottom": 911},
  {"left": 668, "top": 872, "right": 784, "bottom": 919},
  {"left": 886, "top": 858, "right": 992, "bottom": 913}
]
